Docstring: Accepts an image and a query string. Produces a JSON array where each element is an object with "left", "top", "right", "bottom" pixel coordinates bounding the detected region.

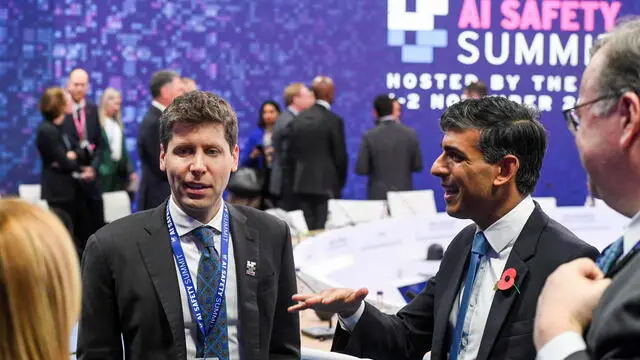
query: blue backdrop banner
[{"left": 1, "top": 0, "right": 637, "bottom": 209}]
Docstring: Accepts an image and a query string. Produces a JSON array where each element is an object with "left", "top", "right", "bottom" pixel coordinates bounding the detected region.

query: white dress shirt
[
  {"left": 169, "top": 197, "right": 240, "bottom": 359},
  {"left": 316, "top": 99, "right": 331, "bottom": 110},
  {"left": 341, "top": 196, "right": 536, "bottom": 360},
  {"left": 103, "top": 117, "right": 123, "bottom": 161},
  {"left": 287, "top": 106, "right": 299, "bottom": 116},
  {"left": 536, "top": 210, "right": 640, "bottom": 360},
  {"left": 152, "top": 100, "right": 167, "bottom": 112}
]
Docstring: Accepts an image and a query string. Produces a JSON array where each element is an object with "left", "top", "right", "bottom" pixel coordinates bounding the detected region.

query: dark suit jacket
[
  {"left": 332, "top": 204, "right": 599, "bottom": 360},
  {"left": 61, "top": 101, "right": 104, "bottom": 199},
  {"left": 36, "top": 121, "right": 82, "bottom": 202},
  {"left": 77, "top": 202, "right": 300, "bottom": 360},
  {"left": 289, "top": 104, "right": 348, "bottom": 198},
  {"left": 270, "top": 109, "right": 296, "bottom": 196},
  {"left": 566, "top": 247, "right": 640, "bottom": 360},
  {"left": 137, "top": 106, "right": 170, "bottom": 210},
  {"left": 355, "top": 120, "right": 423, "bottom": 200}
]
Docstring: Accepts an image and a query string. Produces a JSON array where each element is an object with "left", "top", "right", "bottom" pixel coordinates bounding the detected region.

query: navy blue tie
[
  {"left": 596, "top": 236, "right": 624, "bottom": 275},
  {"left": 193, "top": 226, "right": 230, "bottom": 359},
  {"left": 449, "top": 232, "right": 490, "bottom": 360}
]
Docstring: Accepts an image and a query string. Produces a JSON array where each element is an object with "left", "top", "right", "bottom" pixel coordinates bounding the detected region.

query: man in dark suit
[
  {"left": 534, "top": 19, "right": 640, "bottom": 360},
  {"left": 61, "top": 68, "right": 105, "bottom": 251},
  {"left": 137, "top": 70, "right": 185, "bottom": 210},
  {"left": 270, "top": 82, "right": 315, "bottom": 210},
  {"left": 289, "top": 97, "right": 598, "bottom": 360},
  {"left": 78, "top": 91, "right": 299, "bottom": 359},
  {"left": 289, "top": 76, "right": 348, "bottom": 230},
  {"left": 356, "top": 94, "right": 423, "bottom": 200}
]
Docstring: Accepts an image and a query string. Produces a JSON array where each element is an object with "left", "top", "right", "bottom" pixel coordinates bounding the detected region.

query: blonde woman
[
  {"left": 0, "top": 198, "right": 81, "bottom": 360},
  {"left": 97, "top": 87, "right": 137, "bottom": 195}
]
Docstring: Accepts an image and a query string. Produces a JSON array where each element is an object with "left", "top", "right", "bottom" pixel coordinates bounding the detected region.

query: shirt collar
[
  {"left": 287, "top": 106, "right": 299, "bottom": 116},
  {"left": 623, "top": 210, "right": 640, "bottom": 255},
  {"left": 316, "top": 99, "right": 331, "bottom": 110},
  {"left": 168, "top": 196, "right": 223, "bottom": 236},
  {"left": 476, "top": 196, "right": 536, "bottom": 254},
  {"left": 378, "top": 115, "right": 395, "bottom": 123},
  {"left": 72, "top": 99, "right": 86, "bottom": 112},
  {"left": 151, "top": 100, "right": 167, "bottom": 112}
]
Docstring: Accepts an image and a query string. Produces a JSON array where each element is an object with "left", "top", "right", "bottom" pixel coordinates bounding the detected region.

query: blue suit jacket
[{"left": 240, "top": 127, "right": 266, "bottom": 170}]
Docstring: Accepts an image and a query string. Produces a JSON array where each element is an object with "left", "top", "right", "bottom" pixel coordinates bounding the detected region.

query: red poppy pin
[{"left": 494, "top": 267, "right": 520, "bottom": 294}]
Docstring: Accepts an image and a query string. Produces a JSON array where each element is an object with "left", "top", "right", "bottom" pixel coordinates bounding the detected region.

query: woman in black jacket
[{"left": 35, "top": 87, "right": 93, "bottom": 253}]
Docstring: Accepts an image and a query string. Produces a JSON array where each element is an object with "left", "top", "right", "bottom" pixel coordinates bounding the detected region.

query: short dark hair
[
  {"left": 464, "top": 81, "right": 488, "bottom": 97},
  {"left": 440, "top": 97, "right": 546, "bottom": 195},
  {"left": 160, "top": 91, "right": 238, "bottom": 150},
  {"left": 39, "top": 87, "right": 66, "bottom": 122},
  {"left": 373, "top": 94, "right": 394, "bottom": 117},
  {"left": 257, "top": 100, "right": 281, "bottom": 128},
  {"left": 150, "top": 70, "right": 179, "bottom": 98}
]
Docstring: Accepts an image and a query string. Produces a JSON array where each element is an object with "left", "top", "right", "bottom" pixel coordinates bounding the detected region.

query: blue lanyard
[{"left": 166, "top": 202, "right": 230, "bottom": 337}]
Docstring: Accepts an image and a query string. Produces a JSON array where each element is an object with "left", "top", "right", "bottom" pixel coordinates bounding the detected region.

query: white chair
[
  {"left": 386, "top": 190, "right": 437, "bottom": 218},
  {"left": 325, "top": 199, "right": 387, "bottom": 229},
  {"left": 102, "top": 191, "right": 131, "bottom": 223},
  {"left": 265, "top": 208, "right": 309, "bottom": 236},
  {"left": 18, "top": 184, "right": 42, "bottom": 203}
]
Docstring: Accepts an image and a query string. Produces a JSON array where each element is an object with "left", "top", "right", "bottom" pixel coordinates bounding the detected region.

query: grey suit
[
  {"left": 270, "top": 109, "right": 296, "bottom": 197},
  {"left": 77, "top": 201, "right": 300, "bottom": 360},
  {"left": 566, "top": 249, "right": 640, "bottom": 360},
  {"left": 355, "top": 120, "right": 423, "bottom": 200}
]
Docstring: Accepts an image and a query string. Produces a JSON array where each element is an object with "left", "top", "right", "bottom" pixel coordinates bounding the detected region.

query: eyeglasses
[
  {"left": 562, "top": 88, "right": 640, "bottom": 133},
  {"left": 562, "top": 93, "right": 622, "bottom": 133}
]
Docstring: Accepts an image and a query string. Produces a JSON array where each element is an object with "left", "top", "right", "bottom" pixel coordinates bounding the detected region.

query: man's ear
[
  {"left": 620, "top": 92, "right": 640, "bottom": 150},
  {"left": 231, "top": 144, "right": 239, "bottom": 172},
  {"left": 493, "top": 155, "right": 520, "bottom": 187},
  {"left": 159, "top": 144, "right": 166, "bottom": 172}
]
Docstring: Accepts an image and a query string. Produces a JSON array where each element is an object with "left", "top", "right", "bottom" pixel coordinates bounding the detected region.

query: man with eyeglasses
[{"left": 534, "top": 19, "right": 640, "bottom": 359}]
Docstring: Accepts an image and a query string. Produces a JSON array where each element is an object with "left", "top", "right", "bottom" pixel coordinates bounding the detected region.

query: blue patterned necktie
[
  {"left": 449, "top": 232, "right": 490, "bottom": 360},
  {"left": 192, "top": 226, "right": 230, "bottom": 359},
  {"left": 596, "top": 236, "right": 624, "bottom": 275}
]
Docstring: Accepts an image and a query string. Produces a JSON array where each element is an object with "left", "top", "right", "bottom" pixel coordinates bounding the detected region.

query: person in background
[
  {"left": 0, "top": 198, "right": 81, "bottom": 360},
  {"left": 290, "top": 97, "right": 598, "bottom": 360},
  {"left": 356, "top": 94, "right": 423, "bottom": 200},
  {"left": 392, "top": 98, "right": 402, "bottom": 122},
  {"left": 289, "top": 76, "right": 348, "bottom": 230},
  {"left": 97, "top": 87, "right": 137, "bottom": 198},
  {"left": 534, "top": 18, "right": 640, "bottom": 360},
  {"left": 239, "top": 100, "right": 281, "bottom": 209},
  {"left": 182, "top": 77, "right": 198, "bottom": 92},
  {"left": 270, "top": 83, "right": 315, "bottom": 210},
  {"left": 36, "top": 87, "right": 93, "bottom": 254},
  {"left": 463, "top": 80, "right": 488, "bottom": 99},
  {"left": 62, "top": 68, "right": 105, "bottom": 251},
  {"left": 137, "top": 70, "right": 185, "bottom": 210}
]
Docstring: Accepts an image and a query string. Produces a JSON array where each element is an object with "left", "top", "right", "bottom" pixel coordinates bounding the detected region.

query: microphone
[
  {"left": 388, "top": 188, "right": 419, "bottom": 217},
  {"left": 426, "top": 243, "right": 444, "bottom": 261},
  {"left": 330, "top": 200, "right": 358, "bottom": 228}
]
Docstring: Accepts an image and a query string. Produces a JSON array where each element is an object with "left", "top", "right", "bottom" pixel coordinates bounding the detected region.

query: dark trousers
[
  {"left": 296, "top": 194, "right": 329, "bottom": 230},
  {"left": 277, "top": 168, "right": 299, "bottom": 211},
  {"left": 49, "top": 198, "right": 91, "bottom": 258}
]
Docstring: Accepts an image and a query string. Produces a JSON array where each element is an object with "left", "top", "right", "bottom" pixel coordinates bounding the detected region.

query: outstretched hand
[{"left": 288, "top": 288, "right": 369, "bottom": 318}]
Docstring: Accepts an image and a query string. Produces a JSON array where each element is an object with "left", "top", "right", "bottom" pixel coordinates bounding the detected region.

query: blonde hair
[
  {"left": 0, "top": 199, "right": 81, "bottom": 360},
  {"left": 283, "top": 82, "right": 306, "bottom": 106},
  {"left": 98, "top": 87, "right": 123, "bottom": 127}
]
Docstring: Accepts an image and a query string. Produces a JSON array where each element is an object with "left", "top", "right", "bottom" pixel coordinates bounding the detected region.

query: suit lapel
[
  {"left": 432, "top": 226, "right": 475, "bottom": 357},
  {"left": 475, "top": 205, "right": 545, "bottom": 360},
  {"left": 228, "top": 204, "right": 261, "bottom": 359},
  {"left": 607, "top": 246, "right": 640, "bottom": 277},
  {"left": 137, "top": 202, "right": 187, "bottom": 359}
]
